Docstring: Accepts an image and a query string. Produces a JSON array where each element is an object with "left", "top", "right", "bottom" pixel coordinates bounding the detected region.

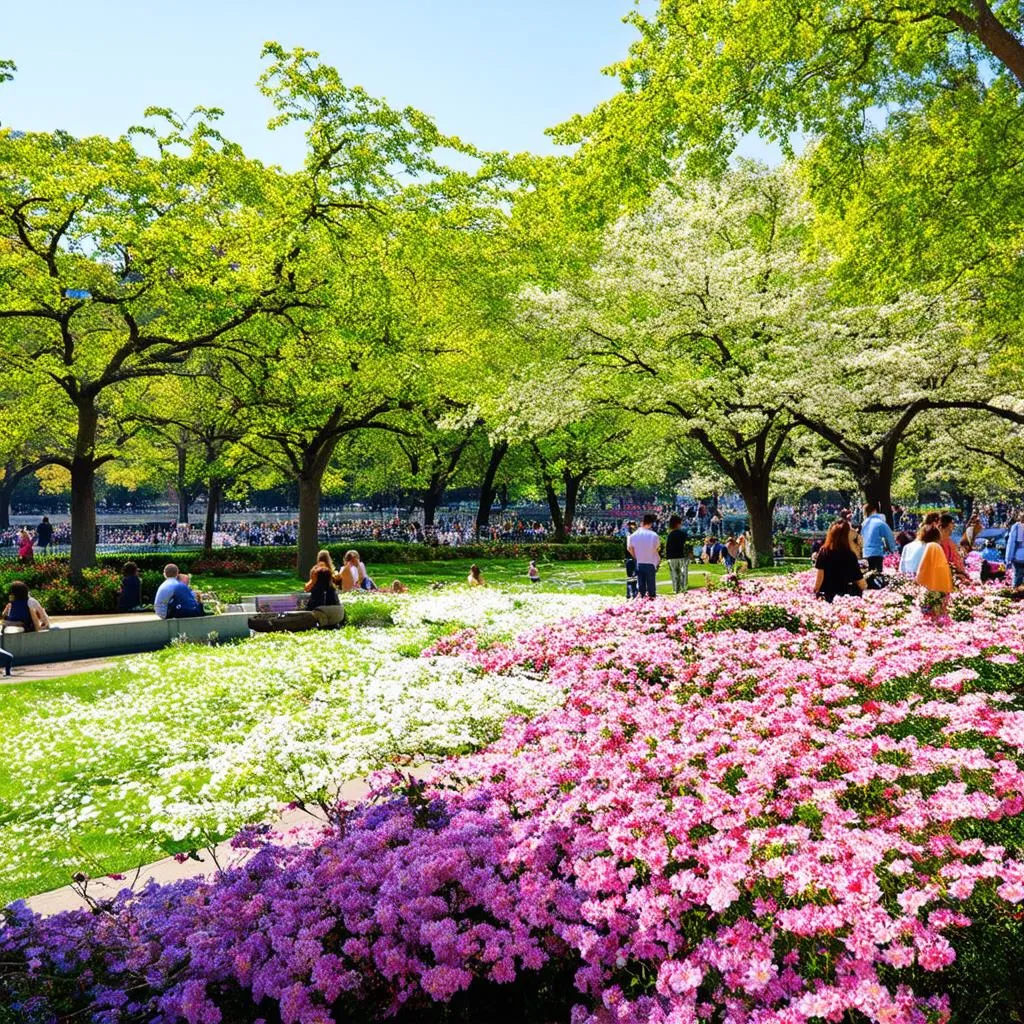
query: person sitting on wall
[
  {"left": 153, "top": 564, "right": 204, "bottom": 620},
  {"left": 117, "top": 562, "right": 143, "bottom": 611},
  {"left": 1, "top": 581, "right": 47, "bottom": 632}
]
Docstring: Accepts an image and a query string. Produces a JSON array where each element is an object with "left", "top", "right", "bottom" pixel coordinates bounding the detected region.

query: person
[
  {"left": 358, "top": 556, "right": 377, "bottom": 591},
  {"left": 813, "top": 520, "right": 866, "bottom": 602},
  {"left": 17, "top": 528, "right": 34, "bottom": 565},
  {"left": 387, "top": 580, "right": 409, "bottom": 594},
  {"left": 959, "top": 535, "right": 974, "bottom": 562},
  {"left": 304, "top": 550, "right": 336, "bottom": 592},
  {"left": 963, "top": 514, "right": 982, "bottom": 548},
  {"left": 153, "top": 564, "right": 204, "bottom": 620},
  {"left": 723, "top": 535, "right": 739, "bottom": 570},
  {"left": 938, "top": 515, "right": 969, "bottom": 583},
  {"left": 0, "top": 638, "right": 11, "bottom": 676},
  {"left": 860, "top": 502, "right": 896, "bottom": 575},
  {"left": 37, "top": 516, "right": 53, "bottom": 555},
  {"left": 664, "top": 514, "right": 690, "bottom": 594},
  {"left": 2, "top": 581, "right": 45, "bottom": 631},
  {"left": 306, "top": 566, "right": 344, "bottom": 628},
  {"left": 898, "top": 526, "right": 928, "bottom": 575},
  {"left": 117, "top": 561, "right": 142, "bottom": 611},
  {"left": 527, "top": 560, "right": 540, "bottom": 583},
  {"left": 917, "top": 525, "right": 954, "bottom": 616},
  {"left": 338, "top": 551, "right": 363, "bottom": 592},
  {"left": 980, "top": 538, "right": 1003, "bottom": 564},
  {"left": 711, "top": 536, "right": 728, "bottom": 564},
  {"left": 467, "top": 564, "right": 485, "bottom": 586},
  {"left": 624, "top": 521, "right": 639, "bottom": 599},
  {"left": 1006, "top": 512, "right": 1024, "bottom": 589},
  {"left": 627, "top": 514, "right": 661, "bottom": 599}
]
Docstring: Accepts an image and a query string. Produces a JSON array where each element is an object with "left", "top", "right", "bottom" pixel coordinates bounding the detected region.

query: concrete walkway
[
  {"left": 23, "top": 768, "right": 431, "bottom": 917},
  {"left": 2, "top": 656, "right": 116, "bottom": 683}
]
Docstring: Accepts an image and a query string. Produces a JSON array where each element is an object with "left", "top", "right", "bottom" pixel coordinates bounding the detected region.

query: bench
[
  {"left": 253, "top": 593, "right": 309, "bottom": 614},
  {"left": 0, "top": 612, "right": 254, "bottom": 666}
]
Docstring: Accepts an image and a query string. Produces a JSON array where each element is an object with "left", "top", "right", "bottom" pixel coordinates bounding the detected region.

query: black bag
[{"left": 248, "top": 611, "right": 319, "bottom": 633}]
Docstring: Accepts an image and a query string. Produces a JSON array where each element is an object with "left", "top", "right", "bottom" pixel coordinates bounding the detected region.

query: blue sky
[{"left": 1, "top": 0, "right": 781, "bottom": 168}]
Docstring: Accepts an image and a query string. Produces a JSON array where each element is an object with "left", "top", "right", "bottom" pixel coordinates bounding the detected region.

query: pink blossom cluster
[{"left": 4, "top": 575, "right": 1024, "bottom": 1024}]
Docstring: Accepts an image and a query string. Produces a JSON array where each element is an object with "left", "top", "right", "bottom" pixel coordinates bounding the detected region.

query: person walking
[
  {"left": 860, "top": 501, "right": 896, "bottom": 576},
  {"left": 1006, "top": 512, "right": 1024, "bottom": 589},
  {"left": 664, "top": 514, "right": 690, "bottom": 594},
  {"left": 17, "top": 528, "right": 33, "bottom": 565},
  {"left": 36, "top": 516, "right": 53, "bottom": 555},
  {"left": 627, "top": 514, "right": 662, "bottom": 599}
]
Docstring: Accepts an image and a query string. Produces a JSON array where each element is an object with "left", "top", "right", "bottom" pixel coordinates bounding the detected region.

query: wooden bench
[
  {"left": 0, "top": 612, "right": 254, "bottom": 666},
  {"left": 252, "top": 593, "right": 309, "bottom": 614}
]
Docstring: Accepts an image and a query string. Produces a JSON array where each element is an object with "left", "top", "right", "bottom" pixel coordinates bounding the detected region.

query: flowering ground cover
[
  {"left": 0, "top": 590, "right": 607, "bottom": 906},
  {"left": 5, "top": 575, "right": 1024, "bottom": 1022}
]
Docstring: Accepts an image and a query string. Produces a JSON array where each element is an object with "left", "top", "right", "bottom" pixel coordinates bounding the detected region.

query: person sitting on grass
[
  {"left": 527, "top": 560, "right": 540, "bottom": 583},
  {"left": 153, "top": 564, "right": 204, "bottom": 620},
  {"left": 468, "top": 564, "right": 486, "bottom": 587},
  {"left": 337, "top": 551, "right": 363, "bottom": 593},
  {"left": 387, "top": 580, "right": 409, "bottom": 594},
  {"left": 117, "top": 562, "right": 142, "bottom": 612},
  {"left": 813, "top": 521, "right": 866, "bottom": 603}
]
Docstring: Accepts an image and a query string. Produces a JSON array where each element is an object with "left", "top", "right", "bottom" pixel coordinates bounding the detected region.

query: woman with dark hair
[
  {"left": 2, "top": 581, "right": 44, "bottom": 631},
  {"left": 939, "top": 514, "right": 969, "bottom": 583},
  {"left": 917, "top": 525, "right": 954, "bottom": 616},
  {"left": 813, "top": 520, "right": 866, "bottom": 602},
  {"left": 117, "top": 562, "right": 142, "bottom": 611}
]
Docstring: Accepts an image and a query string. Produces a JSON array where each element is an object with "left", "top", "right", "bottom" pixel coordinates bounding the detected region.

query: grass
[{"left": 193, "top": 557, "right": 798, "bottom": 601}]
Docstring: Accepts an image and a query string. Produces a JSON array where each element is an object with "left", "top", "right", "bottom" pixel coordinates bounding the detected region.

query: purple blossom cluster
[{"left": 4, "top": 575, "right": 1024, "bottom": 1023}]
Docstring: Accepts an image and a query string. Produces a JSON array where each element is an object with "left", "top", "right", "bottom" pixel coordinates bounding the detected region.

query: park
[{"left": 3, "top": 2, "right": 1024, "bottom": 1022}]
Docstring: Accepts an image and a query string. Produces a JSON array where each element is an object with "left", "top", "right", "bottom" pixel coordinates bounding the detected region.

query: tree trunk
[
  {"left": 475, "top": 440, "right": 508, "bottom": 532},
  {"left": 423, "top": 475, "right": 445, "bottom": 528},
  {"left": 542, "top": 479, "right": 567, "bottom": 543},
  {"left": 203, "top": 479, "right": 222, "bottom": 554},
  {"left": 741, "top": 479, "right": 775, "bottom": 569},
  {"left": 175, "top": 445, "right": 189, "bottom": 524},
  {"left": 563, "top": 472, "right": 582, "bottom": 537},
  {"left": 858, "top": 459, "right": 895, "bottom": 528},
  {"left": 70, "top": 404, "right": 100, "bottom": 582},
  {"left": 296, "top": 473, "right": 323, "bottom": 577},
  {"left": 0, "top": 463, "right": 14, "bottom": 529}
]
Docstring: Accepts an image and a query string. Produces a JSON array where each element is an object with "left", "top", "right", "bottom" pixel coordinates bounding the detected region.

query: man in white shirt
[{"left": 627, "top": 514, "right": 662, "bottom": 599}]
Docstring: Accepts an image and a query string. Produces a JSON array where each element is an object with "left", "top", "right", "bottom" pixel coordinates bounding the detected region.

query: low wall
[{"left": 1, "top": 613, "right": 252, "bottom": 666}]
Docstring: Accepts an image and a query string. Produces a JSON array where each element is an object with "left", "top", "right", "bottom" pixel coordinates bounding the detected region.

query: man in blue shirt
[
  {"left": 153, "top": 564, "right": 204, "bottom": 619},
  {"left": 1006, "top": 513, "right": 1024, "bottom": 589},
  {"left": 860, "top": 502, "right": 897, "bottom": 575}
]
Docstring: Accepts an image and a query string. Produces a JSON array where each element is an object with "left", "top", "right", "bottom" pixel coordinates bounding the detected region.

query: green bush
[
  {"left": 0, "top": 560, "right": 165, "bottom": 614},
  {"left": 776, "top": 533, "right": 811, "bottom": 557}
]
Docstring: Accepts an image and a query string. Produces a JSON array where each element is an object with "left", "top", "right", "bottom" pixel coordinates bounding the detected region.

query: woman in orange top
[{"left": 917, "top": 525, "right": 954, "bottom": 617}]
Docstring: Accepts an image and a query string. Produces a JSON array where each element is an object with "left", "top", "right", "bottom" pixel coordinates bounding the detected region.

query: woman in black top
[
  {"left": 813, "top": 520, "right": 866, "bottom": 602},
  {"left": 117, "top": 562, "right": 142, "bottom": 611},
  {"left": 307, "top": 567, "right": 340, "bottom": 610}
]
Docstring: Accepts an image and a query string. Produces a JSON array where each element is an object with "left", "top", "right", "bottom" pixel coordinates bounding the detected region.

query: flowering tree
[{"left": 520, "top": 165, "right": 830, "bottom": 565}]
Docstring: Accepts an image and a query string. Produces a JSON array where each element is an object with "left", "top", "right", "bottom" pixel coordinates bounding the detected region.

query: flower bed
[
  {"left": 4, "top": 577, "right": 1024, "bottom": 1022},
  {"left": 0, "top": 560, "right": 164, "bottom": 614}
]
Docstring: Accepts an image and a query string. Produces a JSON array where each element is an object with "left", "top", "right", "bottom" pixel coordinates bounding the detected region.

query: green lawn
[{"left": 193, "top": 557, "right": 799, "bottom": 601}]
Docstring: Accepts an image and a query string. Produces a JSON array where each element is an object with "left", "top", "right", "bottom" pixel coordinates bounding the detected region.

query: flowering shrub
[
  {"left": 4, "top": 577, "right": 1024, "bottom": 1022},
  {"left": 0, "top": 561, "right": 127, "bottom": 614}
]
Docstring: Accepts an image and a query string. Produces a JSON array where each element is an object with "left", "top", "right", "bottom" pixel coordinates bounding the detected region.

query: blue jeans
[
  {"left": 1014, "top": 562, "right": 1024, "bottom": 589},
  {"left": 636, "top": 563, "right": 657, "bottom": 599}
]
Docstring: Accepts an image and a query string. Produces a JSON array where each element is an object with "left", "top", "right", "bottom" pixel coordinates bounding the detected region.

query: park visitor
[
  {"left": 26, "top": 592, "right": 51, "bottom": 630},
  {"left": 17, "top": 528, "right": 33, "bottom": 564},
  {"left": 723, "top": 535, "right": 740, "bottom": 570},
  {"left": 306, "top": 566, "right": 344, "bottom": 628},
  {"left": 2, "top": 581, "right": 46, "bottom": 632},
  {"left": 338, "top": 551, "right": 363, "bottom": 592},
  {"left": 358, "top": 556, "right": 377, "bottom": 590},
  {"left": 304, "top": 550, "right": 336, "bottom": 592},
  {"left": 386, "top": 580, "right": 409, "bottom": 594},
  {"left": 1006, "top": 512, "right": 1024, "bottom": 588},
  {"left": 627, "top": 514, "right": 661, "bottom": 599},
  {"left": 527, "top": 560, "right": 540, "bottom": 583},
  {"left": 963, "top": 514, "right": 983, "bottom": 547},
  {"left": 898, "top": 526, "right": 928, "bottom": 575},
  {"left": 467, "top": 564, "right": 485, "bottom": 586},
  {"left": 813, "top": 520, "right": 866, "bottom": 602},
  {"left": 938, "top": 515, "right": 969, "bottom": 583},
  {"left": 36, "top": 516, "right": 53, "bottom": 554},
  {"left": 153, "top": 564, "right": 204, "bottom": 620},
  {"left": 860, "top": 502, "right": 897, "bottom": 575},
  {"left": 0, "top": 638, "right": 11, "bottom": 676},
  {"left": 664, "top": 514, "right": 690, "bottom": 593},
  {"left": 916, "top": 525, "right": 954, "bottom": 616},
  {"left": 117, "top": 562, "right": 142, "bottom": 611}
]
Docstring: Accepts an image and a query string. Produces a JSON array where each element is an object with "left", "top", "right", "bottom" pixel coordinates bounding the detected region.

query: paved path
[
  {"left": 1, "top": 656, "right": 116, "bottom": 684},
  {"left": 23, "top": 768, "right": 431, "bottom": 917}
]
